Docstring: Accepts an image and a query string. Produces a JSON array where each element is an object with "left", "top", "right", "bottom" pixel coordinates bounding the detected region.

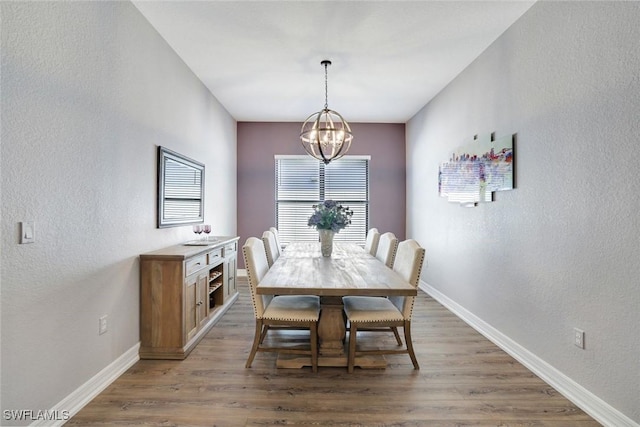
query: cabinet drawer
[
  {"left": 207, "top": 248, "right": 223, "bottom": 265},
  {"left": 185, "top": 255, "right": 206, "bottom": 276},
  {"left": 224, "top": 242, "right": 237, "bottom": 256}
]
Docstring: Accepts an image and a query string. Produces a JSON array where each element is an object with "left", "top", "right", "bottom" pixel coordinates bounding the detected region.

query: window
[{"left": 275, "top": 155, "right": 370, "bottom": 246}]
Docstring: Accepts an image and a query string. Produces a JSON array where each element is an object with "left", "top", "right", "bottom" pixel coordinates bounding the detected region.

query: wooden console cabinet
[{"left": 139, "top": 236, "right": 240, "bottom": 359}]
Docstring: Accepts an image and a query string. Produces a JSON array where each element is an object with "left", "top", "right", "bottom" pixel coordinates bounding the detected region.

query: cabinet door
[
  {"left": 228, "top": 254, "right": 237, "bottom": 295},
  {"left": 184, "top": 273, "right": 199, "bottom": 342},
  {"left": 185, "top": 271, "right": 208, "bottom": 342},
  {"left": 223, "top": 254, "right": 237, "bottom": 300},
  {"left": 197, "top": 272, "right": 208, "bottom": 329}
]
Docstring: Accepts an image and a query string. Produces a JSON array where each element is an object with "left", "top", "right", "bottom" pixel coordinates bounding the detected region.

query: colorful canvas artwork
[{"left": 439, "top": 133, "right": 514, "bottom": 206}]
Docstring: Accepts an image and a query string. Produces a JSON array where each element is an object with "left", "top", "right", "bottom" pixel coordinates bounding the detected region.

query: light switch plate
[{"left": 20, "top": 221, "right": 35, "bottom": 244}]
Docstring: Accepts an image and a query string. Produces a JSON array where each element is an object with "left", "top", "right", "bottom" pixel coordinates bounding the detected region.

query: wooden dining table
[{"left": 257, "top": 241, "right": 417, "bottom": 369}]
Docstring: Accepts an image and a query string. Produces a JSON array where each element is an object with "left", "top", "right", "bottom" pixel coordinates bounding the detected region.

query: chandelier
[{"left": 300, "top": 60, "right": 353, "bottom": 165}]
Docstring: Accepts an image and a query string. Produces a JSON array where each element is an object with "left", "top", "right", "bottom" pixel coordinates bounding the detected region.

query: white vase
[{"left": 319, "top": 229, "right": 335, "bottom": 257}]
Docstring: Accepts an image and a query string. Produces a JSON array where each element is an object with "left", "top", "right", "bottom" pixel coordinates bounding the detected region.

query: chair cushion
[
  {"left": 262, "top": 295, "right": 320, "bottom": 322},
  {"left": 343, "top": 296, "right": 404, "bottom": 323}
]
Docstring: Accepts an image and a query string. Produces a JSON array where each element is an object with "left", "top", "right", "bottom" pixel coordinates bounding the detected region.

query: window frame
[{"left": 275, "top": 155, "right": 370, "bottom": 247}]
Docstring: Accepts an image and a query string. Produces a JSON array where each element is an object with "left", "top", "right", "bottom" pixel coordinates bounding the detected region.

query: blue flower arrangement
[{"left": 308, "top": 200, "right": 353, "bottom": 232}]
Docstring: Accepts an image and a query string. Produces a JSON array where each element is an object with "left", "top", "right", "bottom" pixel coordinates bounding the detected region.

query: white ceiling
[{"left": 133, "top": 1, "right": 536, "bottom": 123}]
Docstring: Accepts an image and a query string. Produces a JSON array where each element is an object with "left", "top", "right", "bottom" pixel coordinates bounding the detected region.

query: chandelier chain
[{"left": 324, "top": 62, "right": 329, "bottom": 110}]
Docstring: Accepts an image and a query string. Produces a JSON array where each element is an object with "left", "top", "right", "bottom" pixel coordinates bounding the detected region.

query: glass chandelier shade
[{"left": 300, "top": 60, "right": 353, "bottom": 165}]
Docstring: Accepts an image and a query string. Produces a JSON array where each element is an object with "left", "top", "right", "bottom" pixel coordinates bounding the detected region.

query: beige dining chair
[
  {"left": 364, "top": 228, "right": 380, "bottom": 256},
  {"left": 243, "top": 237, "right": 320, "bottom": 372},
  {"left": 343, "top": 239, "right": 425, "bottom": 372},
  {"left": 261, "top": 230, "right": 280, "bottom": 267},
  {"left": 375, "top": 232, "right": 398, "bottom": 268},
  {"left": 357, "top": 228, "right": 399, "bottom": 345},
  {"left": 269, "top": 227, "right": 284, "bottom": 251}
]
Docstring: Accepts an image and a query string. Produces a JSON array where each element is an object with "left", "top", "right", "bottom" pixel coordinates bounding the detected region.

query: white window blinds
[{"left": 275, "top": 155, "right": 370, "bottom": 246}]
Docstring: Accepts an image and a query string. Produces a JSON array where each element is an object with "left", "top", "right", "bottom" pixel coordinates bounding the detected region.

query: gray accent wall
[
  {"left": 406, "top": 1, "right": 639, "bottom": 423},
  {"left": 1, "top": 1, "right": 236, "bottom": 420}
]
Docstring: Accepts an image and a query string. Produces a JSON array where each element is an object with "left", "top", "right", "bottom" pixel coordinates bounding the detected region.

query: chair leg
[
  {"left": 391, "top": 327, "right": 402, "bottom": 346},
  {"left": 310, "top": 322, "right": 318, "bottom": 373},
  {"left": 245, "top": 320, "right": 263, "bottom": 368},
  {"left": 259, "top": 324, "right": 269, "bottom": 344},
  {"left": 403, "top": 321, "right": 419, "bottom": 370},
  {"left": 348, "top": 322, "right": 358, "bottom": 373}
]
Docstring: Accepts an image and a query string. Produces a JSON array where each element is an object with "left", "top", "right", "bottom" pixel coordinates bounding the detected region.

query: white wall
[
  {"left": 407, "top": 1, "right": 639, "bottom": 424},
  {"left": 1, "top": 1, "right": 236, "bottom": 421}
]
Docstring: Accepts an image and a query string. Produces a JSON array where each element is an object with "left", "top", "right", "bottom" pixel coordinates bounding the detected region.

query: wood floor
[{"left": 69, "top": 278, "right": 600, "bottom": 426}]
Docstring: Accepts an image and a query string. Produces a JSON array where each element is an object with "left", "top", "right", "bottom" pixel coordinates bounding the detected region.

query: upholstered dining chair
[
  {"left": 343, "top": 239, "right": 425, "bottom": 372},
  {"left": 269, "top": 227, "right": 284, "bottom": 251},
  {"left": 261, "top": 230, "right": 280, "bottom": 267},
  {"left": 358, "top": 229, "right": 399, "bottom": 345},
  {"left": 375, "top": 232, "right": 398, "bottom": 268},
  {"left": 364, "top": 228, "right": 380, "bottom": 256},
  {"left": 243, "top": 237, "right": 320, "bottom": 372}
]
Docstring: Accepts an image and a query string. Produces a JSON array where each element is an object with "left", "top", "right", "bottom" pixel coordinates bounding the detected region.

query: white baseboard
[
  {"left": 420, "top": 281, "right": 638, "bottom": 427},
  {"left": 31, "top": 343, "right": 140, "bottom": 427}
]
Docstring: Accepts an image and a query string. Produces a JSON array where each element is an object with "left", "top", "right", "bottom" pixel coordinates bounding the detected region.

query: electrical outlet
[
  {"left": 573, "top": 328, "right": 585, "bottom": 349},
  {"left": 99, "top": 315, "right": 108, "bottom": 335}
]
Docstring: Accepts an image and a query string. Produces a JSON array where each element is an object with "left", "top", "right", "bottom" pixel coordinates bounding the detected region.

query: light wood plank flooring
[{"left": 69, "top": 278, "right": 599, "bottom": 426}]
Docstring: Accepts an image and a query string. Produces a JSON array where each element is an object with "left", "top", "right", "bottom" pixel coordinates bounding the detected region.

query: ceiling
[{"left": 133, "top": 1, "right": 536, "bottom": 123}]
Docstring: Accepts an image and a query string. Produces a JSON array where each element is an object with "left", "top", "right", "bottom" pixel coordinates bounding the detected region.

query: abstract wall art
[{"left": 439, "top": 133, "right": 514, "bottom": 206}]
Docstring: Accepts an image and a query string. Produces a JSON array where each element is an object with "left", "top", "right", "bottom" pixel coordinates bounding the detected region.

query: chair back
[
  {"left": 390, "top": 239, "right": 426, "bottom": 320},
  {"left": 375, "top": 232, "right": 398, "bottom": 268},
  {"left": 364, "top": 228, "right": 380, "bottom": 256},
  {"left": 261, "top": 230, "right": 280, "bottom": 267},
  {"left": 269, "top": 227, "right": 283, "bottom": 251},
  {"left": 242, "top": 237, "right": 273, "bottom": 318}
]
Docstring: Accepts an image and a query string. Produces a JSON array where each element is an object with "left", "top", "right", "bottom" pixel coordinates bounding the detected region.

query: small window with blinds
[{"left": 275, "top": 155, "right": 370, "bottom": 246}]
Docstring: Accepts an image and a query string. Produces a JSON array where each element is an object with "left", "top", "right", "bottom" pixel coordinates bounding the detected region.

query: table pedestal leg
[
  {"left": 317, "top": 296, "right": 346, "bottom": 357},
  {"left": 275, "top": 296, "right": 386, "bottom": 370}
]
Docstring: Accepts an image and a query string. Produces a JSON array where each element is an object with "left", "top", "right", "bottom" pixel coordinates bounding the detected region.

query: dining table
[{"left": 257, "top": 241, "right": 417, "bottom": 369}]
